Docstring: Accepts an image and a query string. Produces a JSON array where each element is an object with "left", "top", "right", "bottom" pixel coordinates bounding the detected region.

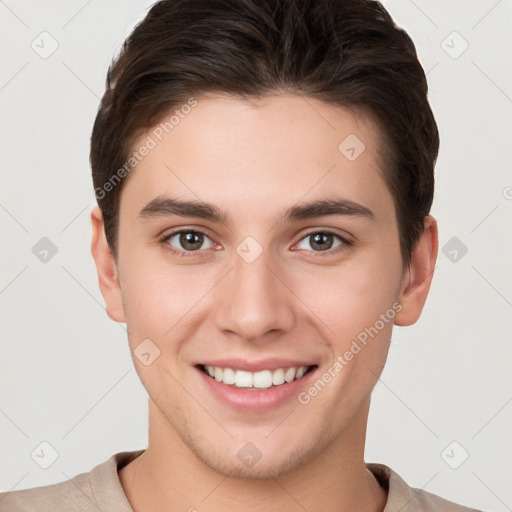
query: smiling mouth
[{"left": 197, "top": 364, "right": 317, "bottom": 390}]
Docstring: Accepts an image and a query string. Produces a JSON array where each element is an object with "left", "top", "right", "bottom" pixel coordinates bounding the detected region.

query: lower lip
[{"left": 196, "top": 366, "right": 318, "bottom": 413}]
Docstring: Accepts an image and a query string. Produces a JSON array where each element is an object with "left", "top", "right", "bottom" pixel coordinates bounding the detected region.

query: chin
[{"left": 189, "top": 434, "right": 324, "bottom": 481}]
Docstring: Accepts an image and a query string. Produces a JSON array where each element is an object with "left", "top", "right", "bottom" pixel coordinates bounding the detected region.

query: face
[{"left": 93, "top": 94, "right": 434, "bottom": 479}]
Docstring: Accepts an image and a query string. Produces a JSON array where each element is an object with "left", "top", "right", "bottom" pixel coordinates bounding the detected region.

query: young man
[{"left": 0, "top": 0, "right": 482, "bottom": 510}]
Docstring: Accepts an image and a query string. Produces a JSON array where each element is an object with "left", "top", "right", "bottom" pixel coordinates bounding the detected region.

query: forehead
[{"left": 120, "top": 94, "right": 394, "bottom": 224}]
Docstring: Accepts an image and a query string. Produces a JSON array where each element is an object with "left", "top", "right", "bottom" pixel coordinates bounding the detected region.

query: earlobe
[
  {"left": 394, "top": 215, "right": 438, "bottom": 326},
  {"left": 90, "top": 206, "right": 126, "bottom": 323}
]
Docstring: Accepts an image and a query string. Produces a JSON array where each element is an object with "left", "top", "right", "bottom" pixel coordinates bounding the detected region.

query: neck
[{"left": 119, "top": 399, "right": 387, "bottom": 512}]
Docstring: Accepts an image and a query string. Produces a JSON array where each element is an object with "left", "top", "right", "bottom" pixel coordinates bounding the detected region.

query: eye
[
  {"left": 162, "top": 230, "right": 214, "bottom": 255},
  {"left": 295, "top": 231, "right": 350, "bottom": 253},
  {"left": 160, "top": 229, "right": 351, "bottom": 258}
]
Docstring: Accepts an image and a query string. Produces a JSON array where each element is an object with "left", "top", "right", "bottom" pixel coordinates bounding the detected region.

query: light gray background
[{"left": 1, "top": 1, "right": 511, "bottom": 510}]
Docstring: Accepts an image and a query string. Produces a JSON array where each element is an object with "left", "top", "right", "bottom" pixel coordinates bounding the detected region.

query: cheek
[
  {"left": 296, "top": 262, "right": 400, "bottom": 408},
  {"left": 119, "top": 254, "right": 219, "bottom": 343},
  {"left": 293, "top": 253, "right": 402, "bottom": 340}
]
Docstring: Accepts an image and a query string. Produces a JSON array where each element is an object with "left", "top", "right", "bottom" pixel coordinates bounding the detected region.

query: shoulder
[
  {"left": 0, "top": 450, "right": 143, "bottom": 512},
  {"left": 367, "top": 462, "right": 484, "bottom": 512},
  {"left": 0, "top": 472, "right": 93, "bottom": 511}
]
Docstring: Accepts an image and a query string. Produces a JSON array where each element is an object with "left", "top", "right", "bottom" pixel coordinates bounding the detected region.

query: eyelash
[{"left": 160, "top": 229, "right": 353, "bottom": 259}]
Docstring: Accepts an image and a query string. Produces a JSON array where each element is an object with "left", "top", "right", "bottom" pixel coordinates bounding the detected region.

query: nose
[{"left": 212, "top": 244, "right": 296, "bottom": 342}]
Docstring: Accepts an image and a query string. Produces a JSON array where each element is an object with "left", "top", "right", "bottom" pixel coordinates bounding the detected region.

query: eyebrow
[{"left": 138, "top": 195, "right": 375, "bottom": 225}]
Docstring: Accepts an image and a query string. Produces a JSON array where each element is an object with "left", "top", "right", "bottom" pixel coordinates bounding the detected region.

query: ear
[
  {"left": 90, "top": 206, "right": 126, "bottom": 323},
  {"left": 394, "top": 215, "right": 438, "bottom": 326}
]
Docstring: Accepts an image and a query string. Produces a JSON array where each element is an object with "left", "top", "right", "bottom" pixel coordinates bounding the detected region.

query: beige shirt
[{"left": 0, "top": 450, "right": 482, "bottom": 511}]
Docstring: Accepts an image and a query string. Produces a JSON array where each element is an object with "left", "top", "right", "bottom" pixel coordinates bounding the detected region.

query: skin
[{"left": 91, "top": 94, "right": 438, "bottom": 512}]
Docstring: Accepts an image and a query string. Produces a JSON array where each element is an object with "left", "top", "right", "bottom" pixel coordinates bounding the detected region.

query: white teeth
[
  {"left": 272, "top": 368, "right": 285, "bottom": 386},
  {"left": 234, "top": 370, "right": 253, "bottom": 388},
  {"left": 284, "top": 367, "right": 296, "bottom": 383},
  {"left": 295, "top": 366, "right": 307, "bottom": 379},
  {"left": 203, "top": 365, "right": 311, "bottom": 388},
  {"left": 222, "top": 367, "right": 236, "bottom": 385},
  {"left": 253, "top": 370, "right": 273, "bottom": 389}
]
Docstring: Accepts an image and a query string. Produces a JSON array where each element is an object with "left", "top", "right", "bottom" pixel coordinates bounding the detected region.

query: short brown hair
[{"left": 90, "top": 0, "right": 439, "bottom": 267}]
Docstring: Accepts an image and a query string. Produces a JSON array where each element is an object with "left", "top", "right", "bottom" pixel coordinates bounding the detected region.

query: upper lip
[{"left": 196, "top": 358, "right": 317, "bottom": 372}]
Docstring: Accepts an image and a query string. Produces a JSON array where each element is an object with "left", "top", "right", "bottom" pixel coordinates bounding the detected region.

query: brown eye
[
  {"left": 296, "top": 231, "right": 345, "bottom": 252},
  {"left": 164, "top": 230, "right": 213, "bottom": 252}
]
